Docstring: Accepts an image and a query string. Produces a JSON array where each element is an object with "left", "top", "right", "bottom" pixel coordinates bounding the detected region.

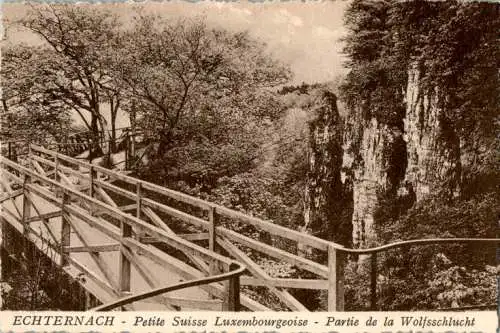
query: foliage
[
  {"left": 341, "top": 0, "right": 499, "bottom": 133},
  {"left": 1, "top": 45, "right": 72, "bottom": 144},
  {"left": 1, "top": 229, "right": 85, "bottom": 310},
  {"left": 113, "top": 15, "right": 290, "bottom": 158},
  {"left": 9, "top": 4, "right": 124, "bottom": 152},
  {"left": 362, "top": 193, "right": 499, "bottom": 310}
]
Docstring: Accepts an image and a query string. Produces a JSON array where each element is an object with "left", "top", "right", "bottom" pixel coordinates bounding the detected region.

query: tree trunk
[
  {"left": 129, "top": 103, "right": 136, "bottom": 163},
  {"left": 109, "top": 100, "right": 118, "bottom": 153},
  {"left": 89, "top": 114, "right": 102, "bottom": 160}
]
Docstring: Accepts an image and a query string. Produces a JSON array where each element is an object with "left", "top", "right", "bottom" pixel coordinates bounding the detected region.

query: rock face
[
  {"left": 350, "top": 118, "right": 405, "bottom": 247},
  {"left": 403, "top": 65, "right": 461, "bottom": 201},
  {"left": 303, "top": 90, "right": 348, "bottom": 245},
  {"left": 304, "top": 65, "right": 463, "bottom": 248}
]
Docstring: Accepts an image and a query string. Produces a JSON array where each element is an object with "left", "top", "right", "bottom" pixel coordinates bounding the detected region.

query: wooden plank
[
  {"left": 140, "top": 181, "right": 211, "bottom": 210},
  {"left": 53, "top": 154, "right": 59, "bottom": 181},
  {"left": 328, "top": 244, "right": 345, "bottom": 311},
  {"left": 2, "top": 170, "right": 23, "bottom": 184},
  {"left": 22, "top": 175, "right": 32, "bottom": 236},
  {"left": 15, "top": 164, "right": 233, "bottom": 266},
  {"left": 67, "top": 256, "right": 120, "bottom": 304},
  {"left": 31, "top": 147, "right": 338, "bottom": 251},
  {"left": 223, "top": 263, "right": 240, "bottom": 311},
  {"left": 95, "top": 186, "right": 119, "bottom": 208},
  {"left": 142, "top": 206, "right": 174, "bottom": 233},
  {"left": 208, "top": 206, "right": 217, "bottom": 252},
  {"left": 240, "top": 277, "right": 328, "bottom": 290},
  {"left": 58, "top": 171, "right": 75, "bottom": 188},
  {"left": 95, "top": 179, "right": 136, "bottom": 201},
  {"left": 31, "top": 155, "right": 86, "bottom": 183},
  {"left": 136, "top": 182, "right": 142, "bottom": 219},
  {"left": 119, "top": 204, "right": 137, "bottom": 212},
  {"left": 141, "top": 207, "right": 209, "bottom": 274},
  {"left": 24, "top": 192, "right": 60, "bottom": 246},
  {"left": 178, "top": 233, "right": 209, "bottom": 241},
  {"left": 122, "top": 237, "right": 204, "bottom": 280},
  {"left": 0, "top": 189, "right": 23, "bottom": 203},
  {"left": 89, "top": 166, "right": 96, "bottom": 198},
  {"left": 142, "top": 198, "right": 209, "bottom": 230},
  {"left": 60, "top": 194, "right": 71, "bottom": 266},
  {"left": 25, "top": 211, "right": 62, "bottom": 223},
  {"left": 120, "top": 245, "right": 158, "bottom": 289},
  {"left": 218, "top": 237, "right": 308, "bottom": 312},
  {"left": 119, "top": 236, "right": 267, "bottom": 311},
  {"left": 152, "top": 295, "right": 223, "bottom": 311},
  {"left": 31, "top": 159, "right": 46, "bottom": 176},
  {"left": 2, "top": 206, "right": 20, "bottom": 223},
  {"left": 119, "top": 220, "right": 133, "bottom": 293},
  {"left": 219, "top": 227, "right": 329, "bottom": 278},
  {"left": 65, "top": 244, "right": 120, "bottom": 253},
  {"left": 215, "top": 205, "right": 331, "bottom": 252},
  {"left": 64, "top": 212, "right": 121, "bottom": 295},
  {"left": 139, "top": 233, "right": 209, "bottom": 243},
  {"left": 0, "top": 177, "right": 22, "bottom": 219}
]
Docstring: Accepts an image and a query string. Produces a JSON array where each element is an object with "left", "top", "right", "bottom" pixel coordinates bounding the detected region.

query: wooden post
[
  {"left": 13, "top": 143, "right": 17, "bottom": 162},
  {"left": 130, "top": 129, "right": 136, "bottom": 169},
  {"left": 136, "top": 182, "right": 142, "bottom": 219},
  {"left": 208, "top": 206, "right": 219, "bottom": 278},
  {"left": 135, "top": 182, "right": 144, "bottom": 239},
  {"left": 89, "top": 165, "right": 95, "bottom": 198},
  {"left": 119, "top": 219, "right": 132, "bottom": 294},
  {"left": 21, "top": 175, "right": 32, "bottom": 237},
  {"left": 125, "top": 130, "right": 130, "bottom": 170},
  {"left": 208, "top": 206, "right": 217, "bottom": 252},
  {"left": 327, "top": 244, "right": 345, "bottom": 311},
  {"left": 223, "top": 263, "right": 240, "bottom": 311},
  {"left": 88, "top": 139, "right": 93, "bottom": 163},
  {"left": 54, "top": 154, "right": 59, "bottom": 182},
  {"left": 370, "top": 252, "right": 377, "bottom": 310},
  {"left": 107, "top": 140, "right": 112, "bottom": 161},
  {"left": 60, "top": 193, "right": 71, "bottom": 266}
]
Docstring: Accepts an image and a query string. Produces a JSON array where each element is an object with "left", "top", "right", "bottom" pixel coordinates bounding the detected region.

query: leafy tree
[
  {"left": 16, "top": 4, "right": 124, "bottom": 155},
  {"left": 113, "top": 15, "right": 290, "bottom": 157},
  {"left": 1, "top": 45, "right": 72, "bottom": 145}
]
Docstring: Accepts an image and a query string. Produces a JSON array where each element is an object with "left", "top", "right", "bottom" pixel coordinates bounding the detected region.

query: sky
[{"left": 2, "top": 0, "right": 350, "bottom": 84}]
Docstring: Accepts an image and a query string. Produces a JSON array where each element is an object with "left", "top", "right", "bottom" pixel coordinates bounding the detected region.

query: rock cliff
[
  {"left": 403, "top": 65, "right": 461, "bottom": 201},
  {"left": 303, "top": 91, "right": 348, "bottom": 246},
  {"left": 304, "top": 65, "right": 466, "bottom": 248}
]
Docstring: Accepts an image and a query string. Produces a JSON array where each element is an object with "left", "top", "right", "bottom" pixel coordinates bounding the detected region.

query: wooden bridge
[{"left": 0, "top": 144, "right": 498, "bottom": 311}]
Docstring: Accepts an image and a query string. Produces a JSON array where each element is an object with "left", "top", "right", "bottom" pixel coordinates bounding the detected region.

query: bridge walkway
[{"left": 0, "top": 144, "right": 498, "bottom": 311}]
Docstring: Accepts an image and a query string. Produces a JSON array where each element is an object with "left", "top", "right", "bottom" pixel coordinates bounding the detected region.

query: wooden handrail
[
  {"left": 91, "top": 262, "right": 245, "bottom": 311},
  {"left": 30, "top": 145, "right": 500, "bottom": 254},
  {"left": 5, "top": 147, "right": 498, "bottom": 312},
  {"left": 0, "top": 156, "right": 235, "bottom": 269},
  {"left": 30, "top": 144, "right": 335, "bottom": 250}
]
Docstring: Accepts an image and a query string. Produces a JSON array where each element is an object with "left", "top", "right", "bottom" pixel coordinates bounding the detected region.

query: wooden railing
[
  {"left": 93, "top": 263, "right": 245, "bottom": 311},
  {"left": 21, "top": 144, "right": 499, "bottom": 311},
  {"left": 2, "top": 128, "right": 144, "bottom": 169},
  {"left": 0, "top": 154, "right": 245, "bottom": 311}
]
